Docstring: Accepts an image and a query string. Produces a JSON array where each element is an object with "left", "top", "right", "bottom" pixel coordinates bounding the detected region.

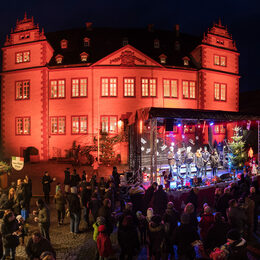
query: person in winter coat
[
  {"left": 67, "top": 187, "right": 81, "bottom": 234},
  {"left": 153, "top": 185, "right": 168, "bottom": 216},
  {"left": 227, "top": 199, "right": 246, "bottom": 234},
  {"left": 97, "top": 225, "right": 113, "bottom": 259},
  {"left": 146, "top": 208, "right": 154, "bottom": 223},
  {"left": 199, "top": 206, "right": 214, "bottom": 241},
  {"left": 80, "top": 184, "right": 92, "bottom": 228},
  {"left": 97, "top": 199, "right": 114, "bottom": 235},
  {"left": 195, "top": 148, "right": 204, "bottom": 177},
  {"left": 220, "top": 229, "right": 247, "bottom": 260},
  {"left": 33, "top": 199, "right": 51, "bottom": 241},
  {"left": 185, "top": 188, "right": 199, "bottom": 213},
  {"left": 244, "top": 194, "right": 255, "bottom": 239},
  {"left": 112, "top": 166, "right": 120, "bottom": 190},
  {"left": 25, "top": 231, "right": 56, "bottom": 260},
  {"left": 42, "top": 171, "right": 56, "bottom": 204},
  {"left": 64, "top": 168, "right": 70, "bottom": 193},
  {"left": 162, "top": 202, "right": 179, "bottom": 260},
  {"left": 249, "top": 186, "right": 260, "bottom": 233},
  {"left": 147, "top": 215, "right": 165, "bottom": 260},
  {"left": 93, "top": 216, "right": 106, "bottom": 241},
  {"left": 214, "top": 188, "right": 222, "bottom": 212},
  {"left": 136, "top": 211, "right": 147, "bottom": 245},
  {"left": 204, "top": 212, "right": 230, "bottom": 252},
  {"left": 88, "top": 192, "right": 101, "bottom": 224},
  {"left": 1, "top": 210, "right": 20, "bottom": 260},
  {"left": 54, "top": 190, "right": 66, "bottom": 225},
  {"left": 210, "top": 149, "right": 219, "bottom": 177},
  {"left": 24, "top": 175, "right": 32, "bottom": 214},
  {"left": 216, "top": 187, "right": 232, "bottom": 220},
  {"left": 70, "top": 169, "right": 81, "bottom": 188},
  {"left": 184, "top": 202, "right": 198, "bottom": 230},
  {"left": 144, "top": 182, "right": 158, "bottom": 211},
  {"left": 174, "top": 213, "right": 200, "bottom": 260},
  {"left": 118, "top": 215, "right": 140, "bottom": 259}
]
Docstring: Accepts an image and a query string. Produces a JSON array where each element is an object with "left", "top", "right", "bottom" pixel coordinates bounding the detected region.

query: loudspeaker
[{"left": 166, "top": 119, "right": 174, "bottom": 131}]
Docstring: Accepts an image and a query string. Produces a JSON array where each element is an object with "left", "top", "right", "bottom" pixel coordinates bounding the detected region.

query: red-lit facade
[{"left": 1, "top": 15, "right": 239, "bottom": 162}]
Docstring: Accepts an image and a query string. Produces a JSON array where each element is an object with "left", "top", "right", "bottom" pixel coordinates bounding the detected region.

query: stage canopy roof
[{"left": 128, "top": 107, "right": 260, "bottom": 125}]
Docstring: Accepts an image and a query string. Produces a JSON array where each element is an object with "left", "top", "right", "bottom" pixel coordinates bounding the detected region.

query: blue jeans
[
  {"left": 70, "top": 212, "right": 80, "bottom": 233},
  {"left": 2, "top": 247, "right": 16, "bottom": 260}
]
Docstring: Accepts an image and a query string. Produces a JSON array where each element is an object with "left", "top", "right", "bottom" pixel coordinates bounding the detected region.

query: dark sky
[{"left": 0, "top": 0, "right": 259, "bottom": 92}]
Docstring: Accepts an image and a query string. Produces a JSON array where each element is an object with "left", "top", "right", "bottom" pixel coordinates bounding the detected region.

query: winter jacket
[
  {"left": 70, "top": 173, "right": 81, "bottom": 187},
  {"left": 38, "top": 206, "right": 50, "bottom": 228},
  {"left": 97, "top": 233, "right": 113, "bottom": 257},
  {"left": 64, "top": 169, "right": 70, "bottom": 185},
  {"left": 54, "top": 192, "right": 66, "bottom": 211},
  {"left": 1, "top": 217, "right": 19, "bottom": 248},
  {"left": 67, "top": 193, "right": 81, "bottom": 214},
  {"left": 223, "top": 238, "right": 248, "bottom": 260},
  {"left": 227, "top": 206, "right": 246, "bottom": 233},
  {"left": 98, "top": 206, "right": 113, "bottom": 234},
  {"left": 199, "top": 212, "right": 214, "bottom": 240},
  {"left": 153, "top": 189, "right": 168, "bottom": 216},
  {"left": 147, "top": 222, "right": 165, "bottom": 254},
  {"left": 42, "top": 175, "right": 53, "bottom": 194}
]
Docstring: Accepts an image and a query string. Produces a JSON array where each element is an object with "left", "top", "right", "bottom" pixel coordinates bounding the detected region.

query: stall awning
[{"left": 128, "top": 107, "right": 260, "bottom": 125}]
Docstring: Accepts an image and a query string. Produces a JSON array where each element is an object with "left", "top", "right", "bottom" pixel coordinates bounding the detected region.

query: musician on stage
[
  {"left": 185, "top": 146, "right": 194, "bottom": 177},
  {"left": 167, "top": 146, "right": 175, "bottom": 179},
  {"left": 202, "top": 146, "right": 210, "bottom": 177},
  {"left": 211, "top": 149, "right": 219, "bottom": 177},
  {"left": 195, "top": 148, "right": 203, "bottom": 177},
  {"left": 174, "top": 148, "right": 183, "bottom": 179}
]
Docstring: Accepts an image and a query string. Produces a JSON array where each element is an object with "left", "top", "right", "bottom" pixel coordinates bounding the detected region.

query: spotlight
[
  {"left": 182, "top": 134, "right": 185, "bottom": 139},
  {"left": 177, "top": 123, "right": 181, "bottom": 127},
  {"left": 197, "top": 124, "right": 200, "bottom": 128},
  {"left": 210, "top": 122, "right": 214, "bottom": 126},
  {"left": 171, "top": 142, "right": 175, "bottom": 146},
  {"left": 184, "top": 125, "right": 187, "bottom": 128}
]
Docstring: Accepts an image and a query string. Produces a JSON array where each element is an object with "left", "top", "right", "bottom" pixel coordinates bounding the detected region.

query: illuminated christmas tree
[{"left": 228, "top": 126, "right": 247, "bottom": 170}]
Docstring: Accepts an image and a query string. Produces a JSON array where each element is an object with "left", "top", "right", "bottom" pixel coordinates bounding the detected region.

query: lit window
[
  {"left": 214, "top": 83, "right": 226, "bottom": 101},
  {"left": 124, "top": 78, "right": 135, "bottom": 97},
  {"left": 72, "top": 78, "right": 87, "bottom": 97},
  {"left": 72, "top": 116, "right": 87, "bottom": 134},
  {"left": 163, "top": 79, "right": 178, "bottom": 98},
  {"left": 184, "top": 125, "right": 195, "bottom": 134},
  {"left": 83, "top": 37, "right": 90, "bottom": 47},
  {"left": 16, "top": 51, "right": 30, "bottom": 63},
  {"left": 55, "top": 54, "right": 63, "bottom": 64},
  {"left": 16, "top": 81, "right": 30, "bottom": 100},
  {"left": 122, "top": 38, "right": 128, "bottom": 46},
  {"left": 80, "top": 52, "right": 88, "bottom": 62},
  {"left": 159, "top": 54, "right": 167, "bottom": 64},
  {"left": 141, "top": 78, "right": 157, "bottom": 97},
  {"left": 50, "top": 80, "right": 65, "bottom": 98},
  {"left": 61, "top": 39, "right": 68, "bottom": 49},
  {"left": 50, "top": 116, "right": 65, "bottom": 134},
  {"left": 214, "top": 124, "right": 226, "bottom": 134},
  {"left": 214, "top": 55, "right": 226, "bottom": 66},
  {"left": 16, "top": 117, "right": 30, "bottom": 135},
  {"left": 184, "top": 59, "right": 189, "bottom": 66},
  {"left": 101, "top": 78, "right": 117, "bottom": 97},
  {"left": 182, "top": 81, "right": 196, "bottom": 99},
  {"left": 154, "top": 39, "right": 160, "bottom": 48},
  {"left": 101, "top": 116, "right": 118, "bottom": 133}
]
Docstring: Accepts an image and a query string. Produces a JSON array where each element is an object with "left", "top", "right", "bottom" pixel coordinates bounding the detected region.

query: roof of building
[{"left": 45, "top": 27, "right": 201, "bottom": 68}]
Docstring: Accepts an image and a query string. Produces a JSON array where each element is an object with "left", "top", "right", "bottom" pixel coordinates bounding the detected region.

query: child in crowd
[
  {"left": 136, "top": 211, "right": 147, "bottom": 245},
  {"left": 16, "top": 215, "right": 28, "bottom": 245},
  {"left": 97, "top": 225, "right": 113, "bottom": 260},
  {"left": 93, "top": 216, "right": 106, "bottom": 241}
]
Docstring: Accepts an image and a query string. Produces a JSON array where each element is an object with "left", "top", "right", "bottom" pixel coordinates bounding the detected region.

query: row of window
[
  {"left": 170, "top": 124, "right": 226, "bottom": 134},
  {"left": 16, "top": 78, "right": 227, "bottom": 101},
  {"left": 16, "top": 115, "right": 118, "bottom": 135}
]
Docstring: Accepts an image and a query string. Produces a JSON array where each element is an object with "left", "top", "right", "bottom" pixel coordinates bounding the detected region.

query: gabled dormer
[
  {"left": 83, "top": 37, "right": 90, "bottom": 47},
  {"left": 60, "top": 39, "right": 68, "bottom": 49},
  {"left": 159, "top": 54, "right": 167, "bottom": 64},
  {"left": 182, "top": 56, "right": 190, "bottom": 66},
  {"left": 80, "top": 52, "right": 88, "bottom": 62},
  {"left": 55, "top": 54, "right": 63, "bottom": 64}
]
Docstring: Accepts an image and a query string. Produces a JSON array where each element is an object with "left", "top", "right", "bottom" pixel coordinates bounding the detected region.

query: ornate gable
[{"left": 93, "top": 45, "right": 162, "bottom": 67}]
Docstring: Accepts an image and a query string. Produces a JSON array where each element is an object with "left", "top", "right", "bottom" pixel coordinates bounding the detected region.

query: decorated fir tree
[{"left": 228, "top": 126, "right": 247, "bottom": 170}]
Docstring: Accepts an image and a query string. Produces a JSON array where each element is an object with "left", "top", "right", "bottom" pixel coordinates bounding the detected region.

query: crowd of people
[{"left": 0, "top": 165, "right": 259, "bottom": 259}]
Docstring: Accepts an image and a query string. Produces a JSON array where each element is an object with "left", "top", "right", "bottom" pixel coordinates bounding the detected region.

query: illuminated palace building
[{"left": 1, "top": 14, "right": 240, "bottom": 163}]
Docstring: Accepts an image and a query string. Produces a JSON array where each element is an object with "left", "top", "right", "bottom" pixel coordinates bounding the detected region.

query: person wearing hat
[
  {"left": 221, "top": 229, "right": 247, "bottom": 260},
  {"left": 96, "top": 225, "right": 113, "bottom": 259}
]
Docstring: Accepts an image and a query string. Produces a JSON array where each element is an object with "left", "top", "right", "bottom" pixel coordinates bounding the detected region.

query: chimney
[
  {"left": 175, "top": 24, "right": 180, "bottom": 38},
  {"left": 147, "top": 24, "right": 154, "bottom": 32},
  {"left": 86, "top": 22, "right": 93, "bottom": 31}
]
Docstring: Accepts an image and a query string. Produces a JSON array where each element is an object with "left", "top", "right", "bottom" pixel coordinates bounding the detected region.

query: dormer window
[
  {"left": 80, "top": 52, "right": 88, "bottom": 62},
  {"left": 19, "top": 33, "right": 30, "bottom": 40},
  {"left": 216, "top": 39, "right": 224, "bottom": 45},
  {"left": 61, "top": 39, "right": 68, "bottom": 49},
  {"left": 19, "top": 34, "right": 24, "bottom": 40},
  {"left": 154, "top": 39, "right": 160, "bottom": 48},
  {"left": 122, "top": 37, "right": 128, "bottom": 46},
  {"left": 159, "top": 54, "right": 167, "bottom": 64},
  {"left": 55, "top": 54, "right": 63, "bottom": 64},
  {"left": 84, "top": 37, "right": 90, "bottom": 47},
  {"left": 182, "top": 56, "right": 190, "bottom": 66}
]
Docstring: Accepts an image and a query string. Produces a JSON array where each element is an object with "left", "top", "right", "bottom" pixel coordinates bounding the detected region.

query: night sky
[{"left": 0, "top": 0, "right": 259, "bottom": 92}]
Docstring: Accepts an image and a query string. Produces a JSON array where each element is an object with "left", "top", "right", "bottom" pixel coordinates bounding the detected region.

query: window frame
[
  {"left": 100, "top": 115, "right": 118, "bottom": 134},
  {"left": 15, "top": 116, "right": 31, "bottom": 136},
  {"left": 71, "top": 115, "right": 88, "bottom": 135},
  {"left": 71, "top": 78, "right": 88, "bottom": 98},
  {"left": 123, "top": 77, "right": 136, "bottom": 97},
  {"left": 214, "top": 82, "right": 227, "bottom": 102},
  {"left": 213, "top": 124, "right": 226, "bottom": 135},
  {"left": 15, "top": 80, "right": 30, "bottom": 100},
  {"left": 100, "top": 77, "right": 118, "bottom": 97},
  {"left": 50, "top": 116, "right": 66, "bottom": 135},
  {"left": 15, "top": 50, "right": 31, "bottom": 64},
  {"left": 182, "top": 80, "right": 196, "bottom": 99},
  {"left": 49, "top": 79, "right": 66, "bottom": 99},
  {"left": 214, "top": 54, "right": 227, "bottom": 67},
  {"left": 141, "top": 78, "right": 157, "bottom": 97},
  {"left": 163, "top": 78, "right": 179, "bottom": 98}
]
